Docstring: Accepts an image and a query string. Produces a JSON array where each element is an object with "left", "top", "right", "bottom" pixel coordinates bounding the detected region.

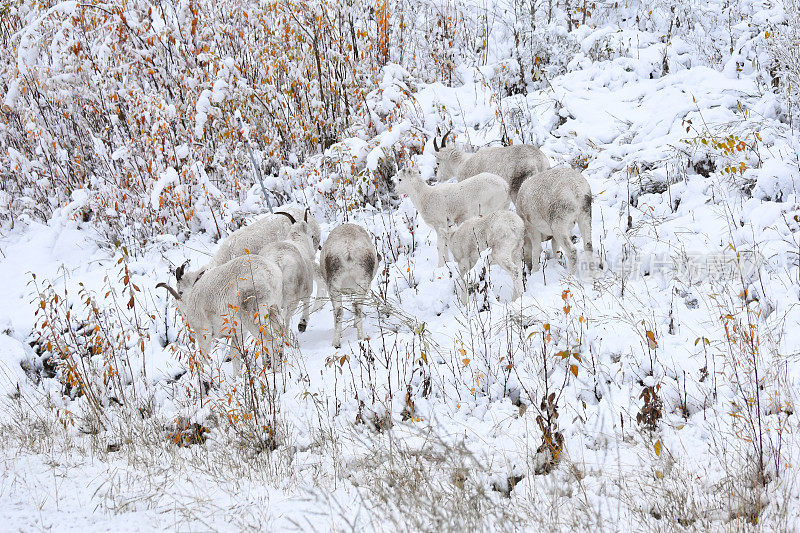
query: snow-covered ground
[{"left": 2, "top": 0, "right": 800, "bottom": 530}]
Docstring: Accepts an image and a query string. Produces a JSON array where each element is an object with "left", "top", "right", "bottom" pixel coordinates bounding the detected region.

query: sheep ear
[
  {"left": 441, "top": 130, "right": 453, "bottom": 148},
  {"left": 175, "top": 260, "right": 190, "bottom": 282}
]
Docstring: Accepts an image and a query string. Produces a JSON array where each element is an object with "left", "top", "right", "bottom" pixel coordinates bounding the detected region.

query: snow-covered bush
[
  {"left": 29, "top": 253, "right": 153, "bottom": 427},
  {"left": 0, "top": 0, "right": 382, "bottom": 244},
  {"left": 768, "top": 0, "right": 800, "bottom": 128},
  {"left": 3, "top": 0, "right": 800, "bottom": 528}
]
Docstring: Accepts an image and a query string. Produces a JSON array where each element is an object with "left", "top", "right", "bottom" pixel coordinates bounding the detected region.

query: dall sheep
[
  {"left": 318, "top": 223, "right": 379, "bottom": 348},
  {"left": 433, "top": 132, "right": 550, "bottom": 202},
  {"left": 448, "top": 211, "right": 524, "bottom": 302},
  {"left": 261, "top": 221, "right": 316, "bottom": 333},
  {"left": 157, "top": 256, "right": 284, "bottom": 375},
  {"left": 208, "top": 206, "right": 322, "bottom": 269},
  {"left": 514, "top": 167, "right": 593, "bottom": 274},
  {"left": 393, "top": 167, "right": 510, "bottom": 267}
]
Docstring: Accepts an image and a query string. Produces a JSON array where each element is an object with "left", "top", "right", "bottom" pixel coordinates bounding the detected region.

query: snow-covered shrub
[
  {"left": 4, "top": 0, "right": 800, "bottom": 527},
  {"left": 712, "top": 281, "right": 792, "bottom": 486},
  {"left": 0, "top": 0, "right": 385, "bottom": 247},
  {"left": 29, "top": 254, "right": 152, "bottom": 426},
  {"left": 768, "top": 0, "right": 800, "bottom": 128}
]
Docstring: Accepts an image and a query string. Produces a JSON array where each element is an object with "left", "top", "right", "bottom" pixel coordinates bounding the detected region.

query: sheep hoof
[{"left": 298, "top": 321, "right": 307, "bottom": 332}]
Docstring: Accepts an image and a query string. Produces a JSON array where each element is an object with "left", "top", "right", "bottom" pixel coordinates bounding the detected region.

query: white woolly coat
[{"left": 436, "top": 144, "right": 550, "bottom": 201}]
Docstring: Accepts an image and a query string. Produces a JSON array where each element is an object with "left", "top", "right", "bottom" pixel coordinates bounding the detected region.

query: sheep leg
[
  {"left": 311, "top": 266, "right": 328, "bottom": 314},
  {"left": 241, "top": 307, "right": 274, "bottom": 371},
  {"left": 232, "top": 312, "right": 258, "bottom": 376},
  {"left": 512, "top": 237, "right": 524, "bottom": 299},
  {"left": 208, "top": 325, "right": 241, "bottom": 380},
  {"left": 194, "top": 328, "right": 219, "bottom": 381},
  {"left": 331, "top": 291, "right": 344, "bottom": 349},
  {"left": 457, "top": 261, "right": 470, "bottom": 305},
  {"left": 435, "top": 229, "right": 450, "bottom": 267},
  {"left": 553, "top": 224, "right": 578, "bottom": 273},
  {"left": 577, "top": 206, "right": 594, "bottom": 275},
  {"left": 269, "top": 311, "right": 285, "bottom": 370},
  {"left": 522, "top": 226, "right": 533, "bottom": 272},
  {"left": 497, "top": 253, "right": 522, "bottom": 301},
  {"left": 231, "top": 335, "right": 250, "bottom": 377},
  {"left": 528, "top": 227, "right": 543, "bottom": 272},
  {"left": 298, "top": 296, "right": 310, "bottom": 332},
  {"left": 282, "top": 299, "right": 299, "bottom": 333},
  {"left": 354, "top": 294, "right": 366, "bottom": 340}
]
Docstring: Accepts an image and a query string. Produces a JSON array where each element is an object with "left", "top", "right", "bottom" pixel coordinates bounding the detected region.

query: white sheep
[
  {"left": 208, "top": 206, "right": 322, "bottom": 269},
  {"left": 157, "top": 256, "right": 284, "bottom": 375},
  {"left": 448, "top": 211, "right": 524, "bottom": 302},
  {"left": 514, "top": 167, "right": 593, "bottom": 274},
  {"left": 433, "top": 132, "right": 550, "bottom": 202},
  {"left": 318, "top": 223, "right": 379, "bottom": 348},
  {"left": 393, "top": 167, "right": 510, "bottom": 267},
  {"left": 261, "top": 221, "right": 316, "bottom": 333}
]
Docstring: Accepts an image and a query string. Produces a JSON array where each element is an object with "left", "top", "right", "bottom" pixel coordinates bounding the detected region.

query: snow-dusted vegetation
[{"left": 2, "top": 0, "right": 800, "bottom": 529}]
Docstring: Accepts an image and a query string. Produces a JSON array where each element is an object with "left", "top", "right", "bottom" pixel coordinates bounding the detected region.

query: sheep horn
[
  {"left": 433, "top": 136, "right": 440, "bottom": 152},
  {"left": 441, "top": 130, "right": 453, "bottom": 148},
  {"left": 274, "top": 211, "right": 296, "bottom": 224},
  {"left": 304, "top": 208, "right": 309, "bottom": 222},
  {"left": 175, "top": 260, "right": 190, "bottom": 282},
  {"left": 156, "top": 282, "right": 182, "bottom": 300}
]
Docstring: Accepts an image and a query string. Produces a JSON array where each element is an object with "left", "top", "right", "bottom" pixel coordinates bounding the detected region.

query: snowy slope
[{"left": 2, "top": 0, "right": 800, "bottom": 530}]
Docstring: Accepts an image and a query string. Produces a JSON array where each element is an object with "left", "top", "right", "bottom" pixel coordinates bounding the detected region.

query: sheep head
[
  {"left": 156, "top": 260, "right": 207, "bottom": 300},
  {"left": 156, "top": 260, "right": 191, "bottom": 300},
  {"left": 392, "top": 168, "right": 421, "bottom": 196},
  {"left": 433, "top": 132, "right": 462, "bottom": 182},
  {"left": 432, "top": 130, "right": 452, "bottom": 152},
  {"left": 288, "top": 221, "right": 316, "bottom": 258},
  {"left": 177, "top": 268, "right": 206, "bottom": 296}
]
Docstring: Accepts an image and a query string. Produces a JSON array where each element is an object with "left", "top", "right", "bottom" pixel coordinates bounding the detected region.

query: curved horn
[
  {"left": 441, "top": 130, "right": 453, "bottom": 148},
  {"left": 274, "top": 211, "right": 296, "bottom": 224},
  {"left": 304, "top": 208, "right": 309, "bottom": 222},
  {"left": 156, "top": 282, "right": 182, "bottom": 300},
  {"left": 175, "top": 260, "right": 190, "bottom": 282},
  {"left": 433, "top": 136, "right": 440, "bottom": 152}
]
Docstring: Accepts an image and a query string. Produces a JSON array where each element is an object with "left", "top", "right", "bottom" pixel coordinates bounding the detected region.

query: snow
[
  {"left": 194, "top": 89, "right": 213, "bottom": 138},
  {"left": 2, "top": 0, "right": 800, "bottom": 529},
  {"left": 150, "top": 167, "right": 179, "bottom": 210}
]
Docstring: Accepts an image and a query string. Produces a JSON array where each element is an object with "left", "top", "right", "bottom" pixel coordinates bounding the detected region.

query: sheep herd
[{"left": 157, "top": 133, "right": 594, "bottom": 372}]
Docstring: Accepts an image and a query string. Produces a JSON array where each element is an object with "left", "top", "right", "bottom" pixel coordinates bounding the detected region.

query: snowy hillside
[{"left": 2, "top": 0, "right": 800, "bottom": 529}]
